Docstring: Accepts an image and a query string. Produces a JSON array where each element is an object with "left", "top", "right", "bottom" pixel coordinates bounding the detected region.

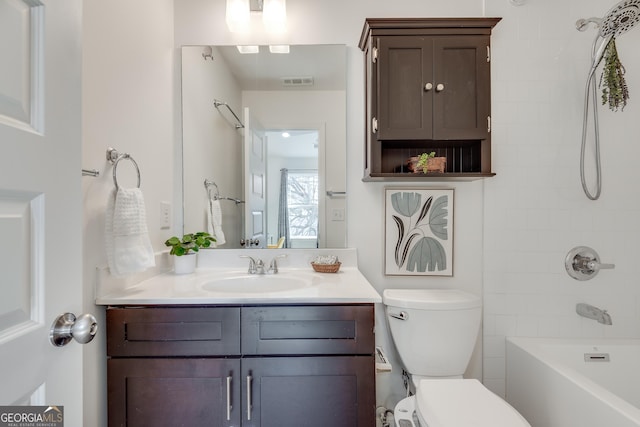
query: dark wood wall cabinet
[
  {"left": 359, "top": 18, "right": 501, "bottom": 181},
  {"left": 106, "top": 304, "right": 375, "bottom": 427}
]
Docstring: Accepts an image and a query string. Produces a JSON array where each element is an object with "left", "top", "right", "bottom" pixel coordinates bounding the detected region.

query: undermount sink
[{"left": 201, "top": 273, "right": 315, "bottom": 294}]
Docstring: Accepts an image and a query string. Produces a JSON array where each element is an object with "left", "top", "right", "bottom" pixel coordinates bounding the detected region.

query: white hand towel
[
  {"left": 105, "top": 188, "right": 155, "bottom": 276},
  {"left": 207, "top": 199, "right": 226, "bottom": 246}
]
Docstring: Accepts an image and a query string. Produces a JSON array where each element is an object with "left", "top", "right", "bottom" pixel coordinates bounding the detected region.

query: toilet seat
[{"left": 394, "top": 379, "right": 530, "bottom": 427}]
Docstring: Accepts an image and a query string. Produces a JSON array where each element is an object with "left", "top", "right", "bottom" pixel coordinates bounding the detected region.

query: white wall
[
  {"left": 82, "top": 1, "right": 175, "bottom": 426},
  {"left": 483, "top": 0, "right": 640, "bottom": 398}
]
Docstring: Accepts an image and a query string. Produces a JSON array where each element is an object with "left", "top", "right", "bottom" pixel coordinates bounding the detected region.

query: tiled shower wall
[{"left": 483, "top": 0, "right": 640, "bottom": 397}]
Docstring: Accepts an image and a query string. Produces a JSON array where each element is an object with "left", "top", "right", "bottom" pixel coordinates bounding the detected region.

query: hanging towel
[
  {"left": 207, "top": 198, "right": 226, "bottom": 246},
  {"left": 105, "top": 188, "right": 155, "bottom": 276}
]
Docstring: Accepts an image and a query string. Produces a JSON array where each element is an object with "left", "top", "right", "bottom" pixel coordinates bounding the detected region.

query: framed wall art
[{"left": 384, "top": 188, "right": 453, "bottom": 276}]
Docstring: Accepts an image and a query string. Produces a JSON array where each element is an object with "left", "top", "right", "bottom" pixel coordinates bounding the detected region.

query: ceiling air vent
[{"left": 281, "top": 76, "right": 314, "bottom": 87}]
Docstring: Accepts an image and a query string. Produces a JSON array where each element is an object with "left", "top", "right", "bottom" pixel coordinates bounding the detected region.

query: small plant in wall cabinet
[{"left": 164, "top": 232, "right": 215, "bottom": 274}]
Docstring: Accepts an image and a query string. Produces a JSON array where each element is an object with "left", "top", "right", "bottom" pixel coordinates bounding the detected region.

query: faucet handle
[
  {"left": 268, "top": 254, "right": 288, "bottom": 274},
  {"left": 239, "top": 255, "right": 257, "bottom": 274}
]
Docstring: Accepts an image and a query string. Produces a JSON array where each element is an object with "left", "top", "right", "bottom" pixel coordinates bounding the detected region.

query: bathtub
[{"left": 506, "top": 337, "right": 640, "bottom": 427}]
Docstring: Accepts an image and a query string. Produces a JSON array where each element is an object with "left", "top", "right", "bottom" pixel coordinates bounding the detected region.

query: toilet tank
[{"left": 383, "top": 289, "right": 481, "bottom": 377}]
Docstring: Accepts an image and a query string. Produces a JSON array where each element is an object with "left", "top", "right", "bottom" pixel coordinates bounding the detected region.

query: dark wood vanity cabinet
[
  {"left": 359, "top": 18, "right": 501, "bottom": 180},
  {"left": 106, "top": 304, "right": 375, "bottom": 427}
]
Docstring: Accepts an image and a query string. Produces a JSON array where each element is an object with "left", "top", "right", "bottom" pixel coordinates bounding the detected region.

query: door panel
[
  {"left": 108, "top": 358, "right": 241, "bottom": 427},
  {"left": 0, "top": 0, "right": 83, "bottom": 424},
  {"left": 243, "top": 107, "right": 266, "bottom": 248},
  {"left": 242, "top": 356, "right": 375, "bottom": 427},
  {"left": 433, "top": 36, "right": 490, "bottom": 140},
  {"left": 377, "top": 36, "right": 433, "bottom": 140}
]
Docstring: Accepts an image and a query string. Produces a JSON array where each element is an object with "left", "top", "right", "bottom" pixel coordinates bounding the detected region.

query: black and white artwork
[{"left": 384, "top": 188, "right": 453, "bottom": 276}]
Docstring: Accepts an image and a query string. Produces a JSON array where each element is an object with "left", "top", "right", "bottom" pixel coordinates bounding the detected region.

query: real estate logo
[{"left": 0, "top": 406, "right": 63, "bottom": 427}]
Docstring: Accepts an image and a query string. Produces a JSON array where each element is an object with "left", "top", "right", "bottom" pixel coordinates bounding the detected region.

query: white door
[
  {"left": 243, "top": 107, "right": 266, "bottom": 248},
  {"left": 0, "top": 0, "right": 85, "bottom": 425}
]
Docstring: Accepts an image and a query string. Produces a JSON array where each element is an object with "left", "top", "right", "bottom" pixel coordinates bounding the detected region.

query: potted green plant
[
  {"left": 164, "top": 232, "right": 215, "bottom": 274},
  {"left": 407, "top": 152, "right": 447, "bottom": 174}
]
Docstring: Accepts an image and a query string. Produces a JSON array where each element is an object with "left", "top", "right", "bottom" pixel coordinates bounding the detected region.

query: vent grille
[{"left": 281, "top": 76, "right": 314, "bottom": 87}]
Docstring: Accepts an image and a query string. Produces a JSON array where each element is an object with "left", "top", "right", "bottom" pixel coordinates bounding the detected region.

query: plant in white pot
[{"left": 164, "top": 232, "right": 215, "bottom": 274}]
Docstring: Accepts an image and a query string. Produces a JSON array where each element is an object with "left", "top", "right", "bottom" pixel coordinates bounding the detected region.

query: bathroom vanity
[{"left": 97, "top": 249, "right": 381, "bottom": 427}]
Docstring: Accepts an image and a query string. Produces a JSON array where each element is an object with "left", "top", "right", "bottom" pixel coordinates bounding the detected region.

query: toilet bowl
[{"left": 383, "top": 289, "right": 530, "bottom": 427}]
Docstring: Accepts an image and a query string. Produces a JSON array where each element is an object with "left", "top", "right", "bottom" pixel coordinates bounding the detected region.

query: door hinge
[
  {"left": 486, "top": 46, "right": 491, "bottom": 63},
  {"left": 487, "top": 116, "right": 491, "bottom": 133},
  {"left": 372, "top": 47, "right": 378, "bottom": 63}
]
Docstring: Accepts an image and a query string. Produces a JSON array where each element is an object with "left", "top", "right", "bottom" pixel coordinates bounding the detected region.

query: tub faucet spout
[{"left": 576, "top": 303, "right": 612, "bottom": 325}]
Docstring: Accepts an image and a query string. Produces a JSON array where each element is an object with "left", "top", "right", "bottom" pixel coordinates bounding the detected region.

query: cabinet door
[
  {"left": 108, "top": 358, "right": 241, "bottom": 427},
  {"left": 242, "top": 356, "right": 375, "bottom": 427},
  {"left": 432, "top": 36, "right": 491, "bottom": 140},
  {"left": 377, "top": 36, "right": 433, "bottom": 140}
]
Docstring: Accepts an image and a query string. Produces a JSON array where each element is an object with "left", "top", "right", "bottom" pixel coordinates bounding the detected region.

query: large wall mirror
[{"left": 181, "top": 45, "right": 346, "bottom": 249}]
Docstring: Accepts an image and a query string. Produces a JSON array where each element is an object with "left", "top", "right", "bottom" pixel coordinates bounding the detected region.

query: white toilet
[{"left": 383, "top": 289, "right": 530, "bottom": 427}]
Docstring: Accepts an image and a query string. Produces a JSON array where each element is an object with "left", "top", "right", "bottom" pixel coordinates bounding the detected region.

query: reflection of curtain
[{"left": 277, "top": 168, "right": 290, "bottom": 248}]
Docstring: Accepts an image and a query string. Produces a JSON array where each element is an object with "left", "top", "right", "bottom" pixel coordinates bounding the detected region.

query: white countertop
[{"left": 95, "top": 249, "right": 381, "bottom": 306}]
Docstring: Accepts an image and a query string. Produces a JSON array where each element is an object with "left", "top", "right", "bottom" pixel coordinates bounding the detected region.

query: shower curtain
[{"left": 277, "top": 168, "right": 291, "bottom": 248}]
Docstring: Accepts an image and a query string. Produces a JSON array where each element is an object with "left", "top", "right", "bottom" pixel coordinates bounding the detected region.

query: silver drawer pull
[
  {"left": 226, "top": 376, "right": 232, "bottom": 421},
  {"left": 246, "top": 375, "right": 252, "bottom": 420},
  {"left": 388, "top": 311, "right": 408, "bottom": 321}
]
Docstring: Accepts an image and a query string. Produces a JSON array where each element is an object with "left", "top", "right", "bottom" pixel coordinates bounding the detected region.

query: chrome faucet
[
  {"left": 240, "top": 255, "right": 265, "bottom": 274},
  {"left": 240, "top": 254, "right": 287, "bottom": 274},
  {"left": 268, "top": 254, "right": 287, "bottom": 274},
  {"left": 576, "top": 303, "right": 612, "bottom": 325}
]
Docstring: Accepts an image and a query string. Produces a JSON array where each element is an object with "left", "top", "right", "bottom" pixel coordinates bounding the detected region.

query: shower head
[{"left": 600, "top": 0, "right": 640, "bottom": 37}]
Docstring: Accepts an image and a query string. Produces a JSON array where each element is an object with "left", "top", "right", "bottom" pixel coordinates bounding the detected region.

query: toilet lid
[
  {"left": 382, "top": 289, "right": 481, "bottom": 310},
  {"left": 416, "top": 379, "right": 530, "bottom": 427}
]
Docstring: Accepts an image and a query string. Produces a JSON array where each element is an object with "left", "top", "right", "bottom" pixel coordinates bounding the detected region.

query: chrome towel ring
[{"left": 107, "top": 147, "right": 141, "bottom": 190}]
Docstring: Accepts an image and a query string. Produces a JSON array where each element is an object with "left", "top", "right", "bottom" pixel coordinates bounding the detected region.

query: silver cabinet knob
[
  {"left": 424, "top": 82, "right": 433, "bottom": 91},
  {"left": 50, "top": 313, "right": 98, "bottom": 347},
  {"left": 436, "top": 83, "right": 445, "bottom": 92}
]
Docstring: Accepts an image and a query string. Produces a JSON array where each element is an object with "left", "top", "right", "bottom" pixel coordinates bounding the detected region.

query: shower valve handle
[{"left": 565, "top": 246, "right": 615, "bottom": 281}]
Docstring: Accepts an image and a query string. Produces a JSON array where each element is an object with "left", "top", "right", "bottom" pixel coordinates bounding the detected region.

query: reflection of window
[{"left": 287, "top": 171, "right": 318, "bottom": 238}]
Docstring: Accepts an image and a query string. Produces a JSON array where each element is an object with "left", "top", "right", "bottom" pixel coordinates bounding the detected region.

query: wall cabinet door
[
  {"left": 242, "top": 356, "right": 375, "bottom": 427},
  {"left": 376, "top": 35, "right": 490, "bottom": 141},
  {"left": 108, "top": 358, "right": 241, "bottom": 427}
]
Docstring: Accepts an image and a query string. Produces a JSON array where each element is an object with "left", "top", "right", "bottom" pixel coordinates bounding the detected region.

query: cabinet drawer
[
  {"left": 242, "top": 304, "right": 374, "bottom": 355},
  {"left": 107, "top": 306, "right": 240, "bottom": 357}
]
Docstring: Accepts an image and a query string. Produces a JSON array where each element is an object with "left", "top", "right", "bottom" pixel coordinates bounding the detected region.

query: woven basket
[{"left": 311, "top": 262, "right": 341, "bottom": 273}]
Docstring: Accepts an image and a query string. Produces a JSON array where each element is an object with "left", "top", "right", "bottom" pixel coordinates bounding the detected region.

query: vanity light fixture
[
  {"left": 226, "top": 0, "right": 287, "bottom": 34},
  {"left": 262, "top": 0, "right": 287, "bottom": 33},
  {"left": 226, "top": 0, "right": 250, "bottom": 33},
  {"left": 237, "top": 45, "right": 260, "bottom": 54}
]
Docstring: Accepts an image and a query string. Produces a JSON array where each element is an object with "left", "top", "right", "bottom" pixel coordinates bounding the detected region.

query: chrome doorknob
[{"left": 50, "top": 313, "right": 98, "bottom": 347}]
